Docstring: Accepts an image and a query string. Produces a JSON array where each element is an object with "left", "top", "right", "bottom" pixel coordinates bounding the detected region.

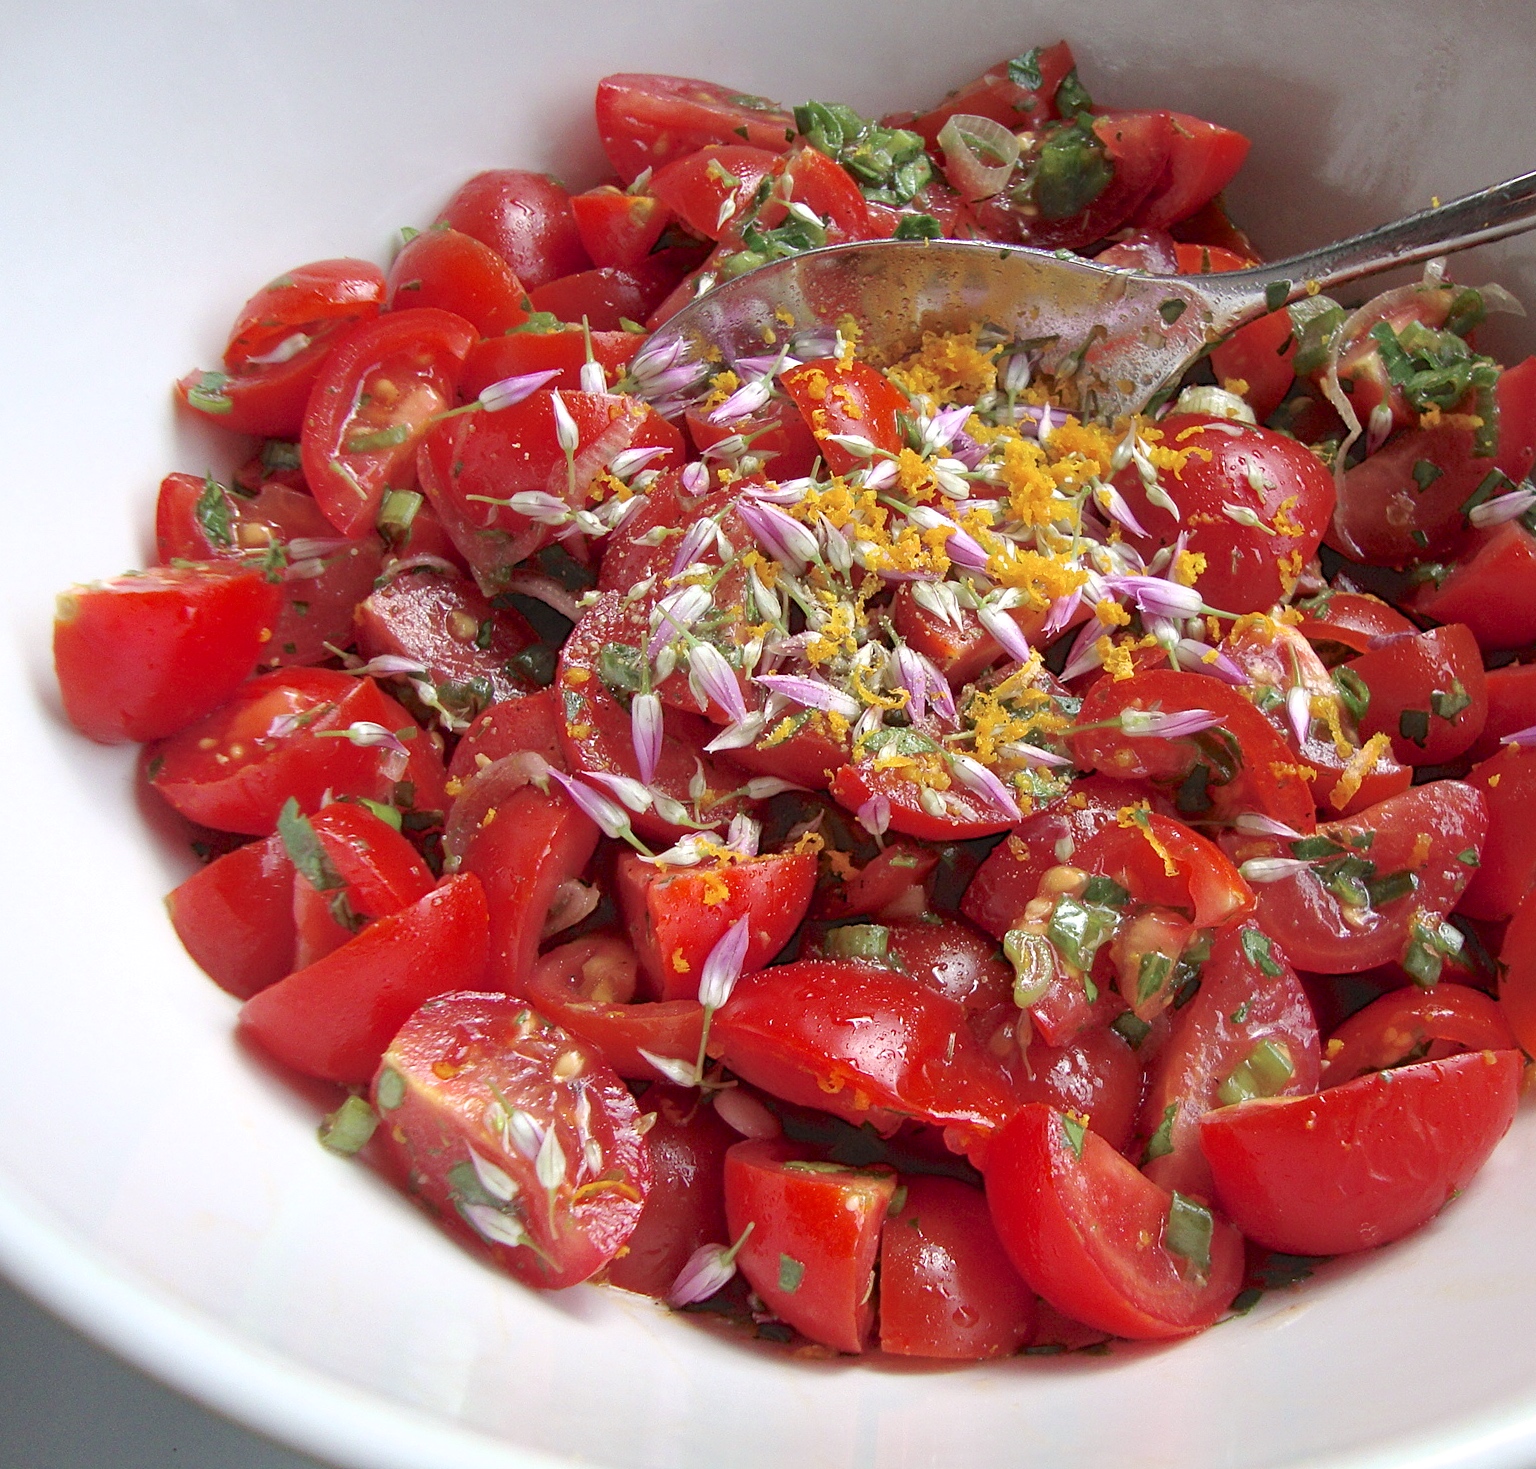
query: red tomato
[
  {"left": 779, "top": 358, "right": 911, "bottom": 475},
  {"left": 147, "top": 669, "right": 421, "bottom": 835},
  {"left": 301, "top": 308, "right": 477, "bottom": 537},
  {"left": 1069, "top": 668, "right": 1317, "bottom": 834},
  {"left": 605, "top": 1083, "right": 735, "bottom": 1297},
  {"left": 166, "top": 836, "right": 295, "bottom": 999},
  {"left": 616, "top": 849, "right": 816, "bottom": 999},
  {"left": 723, "top": 1139, "right": 895, "bottom": 1353},
  {"left": 684, "top": 397, "right": 821, "bottom": 482},
  {"left": 961, "top": 776, "right": 1147, "bottom": 939},
  {"left": 711, "top": 959, "right": 1018, "bottom": 1155},
  {"left": 1410, "top": 520, "right": 1536, "bottom": 655},
  {"left": 649, "top": 145, "right": 782, "bottom": 242},
  {"left": 830, "top": 757, "right": 1020, "bottom": 843},
  {"left": 1134, "top": 112, "right": 1251, "bottom": 231},
  {"left": 984, "top": 1104, "right": 1244, "bottom": 1338},
  {"left": 1320, "top": 983, "right": 1516, "bottom": 1087},
  {"left": 879, "top": 1175, "right": 1037, "bottom": 1359},
  {"left": 176, "top": 258, "right": 386, "bottom": 439},
  {"left": 353, "top": 564, "right": 541, "bottom": 716},
  {"left": 448, "top": 767, "right": 600, "bottom": 996},
  {"left": 238, "top": 873, "right": 489, "bottom": 1084},
  {"left": 569, "top": 185, "right": 675, "bottom": 270},
  {"left": 525, "top": 934, "right": 703, "bottom": 1082},
  {"left": 373, "top": 992, "right": 652, "bottom": 1289},
  {"left": 906, "top": 41, "right": 1076, "bottom": 149},
  {"left": 1454, "top": 745, "right": 1536, "bottom": 920},
  {"left": 1350, "top": 624, "right": 1488, "bottom": 766},
  {"left": 757, "top": 146, "right": 875, "bottom": 244},
  {"left": 434, "top": 170, "right": 591, "bottom": 289},
  {"left": 154, "top": 474, "right": 385, "bottom": 670},
  {"left": 1009, "top": 1024, "right": 1146, "bottom": 1155},
  {"left": 813, "top": 840, "right": 937, "bottom": 922},
  {"left": 1470, "top": 662, "right": 1536, "bottom": 762},
  {"left": 448, "top": 689, "right": 568, "bottom": 782},
  {"left": 1498, "top": 885, "right": 1536, "bottom": 1057},
  {"left": 527, "top": 259, "right": 692, "bottom": 332},
  {"left": 384, "top": 227, "right": 529, "bottom": 336},
  {"left": 1073, "top": 814, "right": 1253, "bottom": 930},
  {"left": 1179, "top": 244, "right": 1298, "bottom": 421},
  {"left": 417, "top": 391, "right": 681, "bottom": 595},
  {"left": 289, "top": 801, "right": 435, "bottom": 970},
  {"left": 1139, "top": 921, "right": 1321, "bottom": 1199},
  {"left": 595, "top": 75, "right": 796, "bottom": 185},
  {"left": 1112, "top": 415, "right": 1335, "bottom": 612},
  {"left": 1294, "top": 589, "right": 1416, "bottom": 658},
  {"left": 1222, "top": 780, "right": 1487, "bottom": 974},
  {"left": 458, "top": 328, "right": 643, "bottom": 399},
  {"left": 969, "top": 112, "right": 1174, "bottom": 252},
  {"left": 1200, "top": 1050, "right": 1523, "bottom": 1255},
  {"left": 54, "top": 565, "right": 282, "bottom": 744}
]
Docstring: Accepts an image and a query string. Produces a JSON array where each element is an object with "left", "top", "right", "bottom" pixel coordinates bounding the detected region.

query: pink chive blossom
[
  {"left": 738, "top": 498, "right": 819, "bottom": 573},
  {"left": 667, "top": 1223, "right": 756, "bottom": 1307},
  {"left": 703, "top": 712, "right": 767, "bottom": 753},
  {"left": 309, "top": 720, "right": 415, "bottom": 756},
  {"left": 1042, "top": 589, "right": 1082, "bottom": 638},
  {"left": 1105, "top": 574, "right": 1204, "bottom": 621},
  {"left": 580, "top": 359, "right": 608, "bottom": 395},
  {"left": 679, "top": 460, "right": 710, "bottom": 495},
  {"left": 709, "top": 376, "right": 774, "bottom": 424},
  {"left": 1470, "top": 488, "right": 1536, "bottom": 528},
  {"left": 1239, "top": 856, "right": 1313, "bottom": 883},
  {"left": 1062, "top": 618, "right": 1112, "bottom": 681},
  {"left": 741, "top": 776, "right": 808, "bottom": 801},
  {"left": 669, "top": 518, "right": 718, "bottom": 577},
  {"left": 1092, "top": 480, "right": 1150, "bottom": 537},
  {"left": 891, "top": 645, "right": 930, "bottom": 722},
  {"left": 346, "top": 653, "right": 430, "bottom": 680},
  {"left": 1234, "top": 812, "right": 1304, "bottom": 840},
  {"left": 638, "top": 1049, "right": 702, "bottom": 1088},
  {"left": 949, "top": 429, "right": 987, "bottom": 470},
  {"left": 546, "top": 768, "right": 638, "bottom": 842},
  {"left": 906, "top": 505, "right": 991, "bottom": 572},
  {"left": 999, "top": 740, "right": 1073, "bottom": 769},
  {"left": 1365, "top": 401, "right": 1394, "bottom": 455},
  {"left": 478, "top": 368, "right": 561, "bottom": 412},
  {"left": 921, "top": 404, "right": 973, "bottom": 455},
  {"left": 648, "top": 584, "right": 713, "bottom": 659},
  {"left": 1119, "top": 707, "right": 1224, "bottom": 739},
  {"left": 582, "top": 771, "right": 654, "bottom": 814},
  {"left": 1500, "top": 724, "right": 1536, "bottom": 748},
  {"left": 823, "top": 431, "right": 877, "bottom": 459},
  {"left": 698, "top": 916, "right": 753, "bottom": 1012},
  {"left": 753, "top": 673, "right": 862, "bottom": 721},
  {"left": 549, "top": 390, "right": 580, "bottom": 453},
  {"left": 630, "top": 692, "right": 664, "bottom": 785},
  {"left": 732, "top": 353, "right": 801, "bottom": 377},
  {"left": 686, "top": 642, "right": 747, "bottom": 724},
  {"left": 1286, "top": 683, "right": 1312, "bottom": 745},
  {"left": 1173, "top": 639, "right": 1247, "bottom": 685},
  {"left": 608, "top": 445, "right": 670, "bottom": 482},
  {"left": 861, "top": 458, "right": 900, "bottom": 491},
  {"left": 977, "top": 600, "right": 1033, "bottom": 664},
  {"left": 723, "top": 813, "right": 762, "bottom": 856},
  {"left": 948, "top": 753, "right": 1023, "bottom": 820},
  {"left": 857, "top": 794, "right": 892, "bottom": 838}
]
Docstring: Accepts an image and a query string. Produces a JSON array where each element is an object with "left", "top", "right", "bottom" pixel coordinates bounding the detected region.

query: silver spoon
[{"left": 647, "top": 170, "right": 1536, "bottom": 421}]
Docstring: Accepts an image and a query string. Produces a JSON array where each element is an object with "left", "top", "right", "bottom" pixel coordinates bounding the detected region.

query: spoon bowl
[{"left": 650, "top": 169, "right": 1536, "bottom": 420}]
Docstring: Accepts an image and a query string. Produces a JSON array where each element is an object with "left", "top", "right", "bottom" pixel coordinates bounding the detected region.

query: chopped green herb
[
  {"left": 1004, "top": 928, "right": 1057, "bottom": 1007},
  {"left": 1136, "top": 950, "right": 1175, "bottom": 1005},
  {"left": 1059, "top": 1112, "right": 1088, "bottom": 1159},
  {"left": 1144, "top": 1102, "right": 1178, "bottom": 1162},
  {"left": 1052, "top": 68, "right": 1093, "bottom": 115},
  {"left": 1364, "top": 869, "right": 1417, "bottom": 907},
  {"left": 1217, "top": 1039, "right": 1296, "bottom": 1105},
  {"left": 1412, "top": 459, "right": 1443, "bottom": 492},
  {"left": 195, "top": 474, "right": 234, "bottom": 548},
  {"left": 893, "top": 213, "right": 942, "bottom": 241},
  {"left": 319, "top": 1095, "right": 378, "bottom": 1155},
  {"left": 777, "top": 1254, "right": 806, "bottom": 1293},
  {"left": 1457, "top": 847, "right": 1481, "bottom": 868},
  {"left": 826, "top": 924, "right": 891, "bottom": 963},
  {"left": 1264, "top": 279, "right": 1292, "bottom": 313},
  {"left": 1289, "top": 835, "right": 1344, "bottom": 861},
  {"left": 1007, "top": 47, "right": 1044, "bottom": 90},
  {"left": 1240, "top": 928, "right": 1284, "bottom": 978},
  {"left": 1027, "top": 116, "right": 1111, "bottom": 221},
  {"left": 1110, "top": 1011, "right": 1152, "bottom": 1049},
  {"left": 1430, "top": 680, "right": 1471, "bottom": 722},
  {"left": 1046, "top": 893, "right": 1118, "bottom": 973},
  {"left": 277, "top": 798, "right": 345, "bottom": 894},
  {"left": 1159, "top": 298, "right": 1188, "bottom": 324},
  {"left": 375, "top": 1067, "right": 406, "bottom": 1110},
  {"left": 1398, "top": 708, "right": 1431, "bottom": 747},
  {"left": 1081, "top": 875, "right": 1130, "bottom": 908},
  {"left": 1165, "top": 1192, "right": 1214, "bottom": 1273}
]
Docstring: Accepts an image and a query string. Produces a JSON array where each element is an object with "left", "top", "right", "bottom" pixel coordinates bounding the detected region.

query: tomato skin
[
  {"left": 434, "top": 170, "right": 591, "bottom": 290},
  {"left": 1459, "top": 745, "right": 1536, "bottom": 920},
  {"left": 1009, "top": 1025, "right": 1146, "bottom": 1155},
  {"left": 1320, "top": 984, "right": 1516, "bottom": 1087},
  {"left": 238, "top": 873, "right": 489, "bottom": 1084},
  {"left": 984, "top": 1104, "right": 1244, "bottom": 1339},
  {"left": 154, "top": 474, "right": 385, "bottom": 670},
  {"left": 1223, "top": 781, "right": 1487, "bottom": 974},
  {"left": 1410, "top": 521, "right": 1536, "bottom": 655},
  {"left": 1133, "top": 112, "right": 1251, "bottom": 231},
  {"left": 569, "top": 185, "right": 674, "bottom": 270},
  {"left": 1074, "top": 815, "right": 1253, "bottom": 930},
  {"left": 1350, "top": 624, "right": 1488, "bottom": 767},
  {"left": 595, "top": 74, "right": 796, "bottom": 185},
  {"left": 384, "top": 226, "right": 529, "bottom": 336},
  {"left": 452, "top": 776, "right": 600, "bottom": 997},
  {"left": 1200, "top": 1050, "right": 1523, "bottom": 1255},
  {"left": 290, "top": 801, "right": 436, "bottom": 970},
  {"left": 458, "top": 328, "right": 642, "bottom": 399},
  {"left": 1139, "top": 921, "right": 1320, "bottom": 1199},
  {"left": 1470, "top": 662, "right": 1536, "bottom": 762},
  {"left": 616, "top": 850, "right": 816, "bottom": 1000},
  {"left": 1498, "top": 886, "right": 1536, "bottom": 1057},
  {"left": 54, "top": 565, "right": 282, "bottom": 744},
  {"left": 527, "top": 259, "right": 692, "bottom": 332},
  {"left": 373, "top": 991, "right": 652, "bottom": 1290},
  {"left": 649, "top": 144, "right": 782, "bottom": 242},
  {"left": 1294, "top": 590, "right": 1416, "bottom": 659},
  {"left": 779, "top": 359, "right": 910, "bottom": 475},
  {"left": 1112, "top": 415, "right": 1334, "bottom": 613},
  {"left": 605, "top": 1084, "right": 735, "bottom": 1297},
  {"left": 166, "top": 835, "right": 296, "bottom": 999},
  {"left": 301, "top": 308, "right": 477, "bottom": 538},
  {"left": 879, "top": 1176, "right": 1037, "bottom": 1360},
  {"left": 711, "top": 959, "right": 1018, "bottom": 1155},
  {"left": 177, "top": 258, "right": 386, "bottom": 439},
  {"left": 813, "top": 840, "right": 937, "bottom": 922},
  {"left": 723, "top": 1139, "right": 894, "bottom": 1353},
  {"left": 684, "top": 397, "right": 821, "bottom": 482},
  {"left": 907, "top": 41, "right": 1075, "bottom": 150},
  {"left": 147, "top": 669, "right": 418, "bottom": 835},
  {"left": 447, "top": 689, "right": 567, "bottom": 782},
  {"left": 829, "top": 759, "right": 1019, "bottom": 842},
  {"left": 526, "top": 934, "right": 704, "bottom": 1081}
]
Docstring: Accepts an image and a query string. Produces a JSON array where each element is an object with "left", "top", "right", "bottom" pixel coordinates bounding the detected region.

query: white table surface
[{"left": 0, "top": 1274, "right": 327, "bottom": 1469}]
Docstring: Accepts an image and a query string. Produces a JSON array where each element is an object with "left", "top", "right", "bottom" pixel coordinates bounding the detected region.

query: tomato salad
[{"left": 53, "top": 44, "right": 1536, "bottom": 1358}]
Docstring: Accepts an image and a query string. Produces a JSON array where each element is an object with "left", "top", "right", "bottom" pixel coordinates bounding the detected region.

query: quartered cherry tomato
[
  {"left": 433, "top": 170, "right": 591, "bottom": 289},
  {"left": 384, "top": 226, "right": 529, "bottom": 336}
]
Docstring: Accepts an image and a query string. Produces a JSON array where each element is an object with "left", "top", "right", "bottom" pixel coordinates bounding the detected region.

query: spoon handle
[{"left": 1204, "top": 169, "right": 1536, "bottom": 324}]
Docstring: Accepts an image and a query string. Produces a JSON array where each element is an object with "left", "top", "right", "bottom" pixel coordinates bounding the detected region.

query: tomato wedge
[{"left": 1200, "top": 1050, "right": 1523, "bottom": 1255}]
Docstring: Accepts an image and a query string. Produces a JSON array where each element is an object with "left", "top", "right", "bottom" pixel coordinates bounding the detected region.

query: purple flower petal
[
  {"left": 680, "top": 460, "right": 710, "bottom": 495},
  {"left": 753, "top": 673, "right": 861, "bottom": 721},
  {"left": 977, "top": 601, "right": 1033, "bottom": 664},
  {"left": 1092, "top": 481, "right": 1149, "bottom": 538},
  {"left": 1173, "top": 639, "right": 1248, "bottom": 686},
  {"left": 697, "top": 915, "right": 753, "bottom": 1011},
  {"left": 1119, "top": 707, "right": 1223, "bottom": 739},
  {"left": 1286, "top": 684, "right": 1312, "bottom": 746},
  {"left": 1470, "top": 488, "right": 1536, "bottom": 529},
  {"left": 478, "top": 368, "right": 561, "bottom": 412},
  {"left": 1105, "top": 575, "right": 1204, "bottom": 621},
  {"left": 669, "top": 517, "right": 718, "bottom": 576},
  {"left": 856, "top": 795, "right": 891, "bottom": 838},
  {"left": 948, "top": 753, "right": 1022, "bottom": 821},
  {"left": 631, "top": 692, "right": 664, "bottom": 785},
  {"left": 708, "top": 377, "right": 773, "bottom": 424},
  {"left": 1500, "top": 723, "right": 1536, "bottom": 748},
  {"left": 738, "top": 498, "right": 819, "bottom": 572},
  {"left": 546, "top": 767, "right": 635, "bottom": 841},
  {"left": 687, "top": 641, "right": 747, "bottom": 724},
  {"left": 648, "top": 584, "right": 713, "bottom": 660},
  {"left": 1233, "top": 812, "right": 1304, "bottom": 840},
  {"left": 1061, "top": 618, "right": 1111, "bottom": 681}
]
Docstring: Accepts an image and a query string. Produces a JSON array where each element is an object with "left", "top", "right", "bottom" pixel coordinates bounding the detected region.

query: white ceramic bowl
[{"left": 5, "top": 4, "right": 1536, "bottom": 1467}]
